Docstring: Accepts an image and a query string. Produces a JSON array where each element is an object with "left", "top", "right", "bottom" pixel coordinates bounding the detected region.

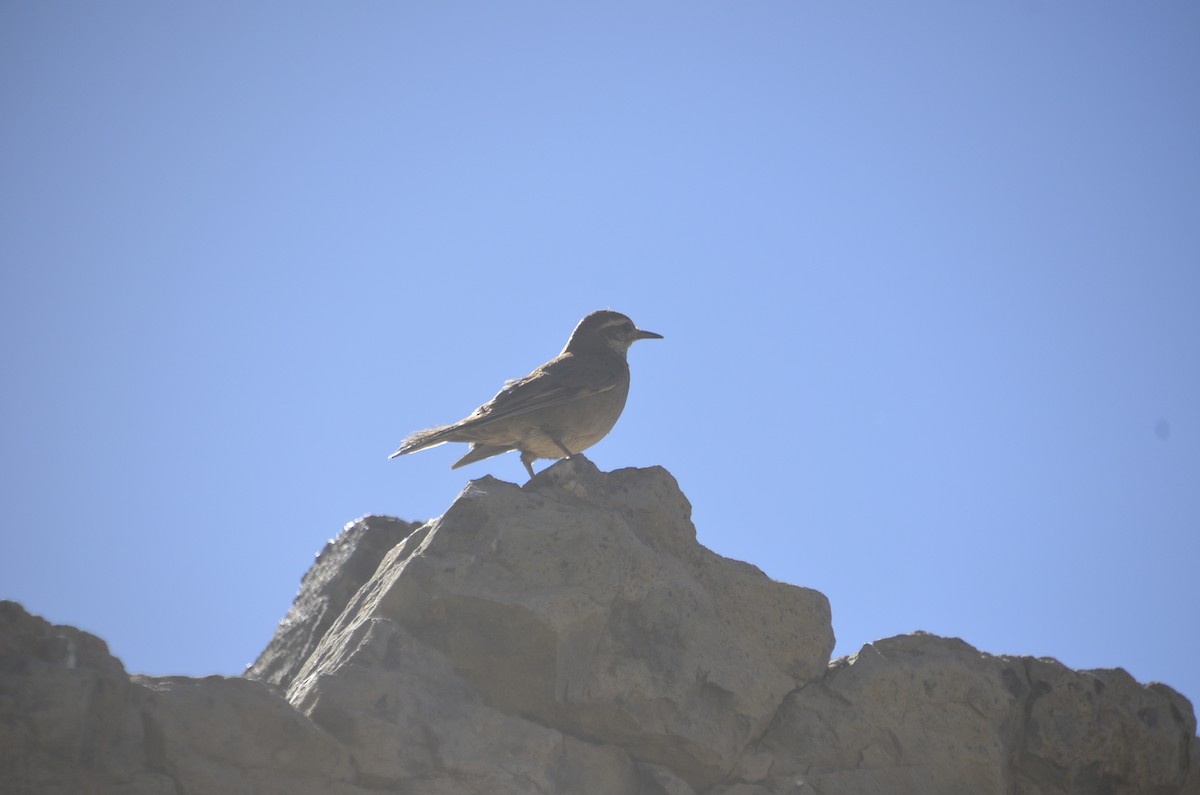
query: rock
[
  {"left": 0, "top": 601, "right": 361, "bottom": 795},
  {"left": 2, "top": 460, "right": 1196, "bottom": 794},
  {"left": 639, "top": 761, "right": 699, "bottom": 795},
  {"left": 1012, "top": 658, "right": 1196, "bottom": 794},
  {"left": 0, "top": 600, "right": 134, "bottom": 793},
  {"left": 292, "top": 619, "right": 638, "bottom": 793},
  {"left": 245, "top": 515, "right": 422, "bottom": 690},
  {"left": 750, "top": 632, "right": 1197, "bottom": 795},
  {"left": 132, "top": 675, "right": 359, "bottom": 795},
  {"left": 284, "top": 458, "right": 835, "bottom": 791}
]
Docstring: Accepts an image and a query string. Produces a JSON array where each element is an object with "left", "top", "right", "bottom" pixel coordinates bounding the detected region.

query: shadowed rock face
[
  {"left": 244, "top": 514, "right": 423, "bottom": 691},
  {"left": 1, "top": 458, "right": 1196, "bottom": 794},
  {"left": 753, "top": 633, "right": 1199, "bottom": 795}
]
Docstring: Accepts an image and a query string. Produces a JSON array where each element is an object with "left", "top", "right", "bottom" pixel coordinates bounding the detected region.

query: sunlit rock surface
[{"left": 2, "top": 459, "right": 1194, "bottom": 794}]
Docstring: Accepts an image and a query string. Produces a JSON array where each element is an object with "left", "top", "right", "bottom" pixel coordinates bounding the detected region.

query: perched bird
[{"left": 390, "top": 310, "right": 662, "bottom": 478}]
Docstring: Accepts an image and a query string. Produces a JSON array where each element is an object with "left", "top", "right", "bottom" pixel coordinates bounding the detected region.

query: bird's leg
[
  {"left": 550, "top": 436, "right": 575, "bottom": 459},
  {"left": 520, "top": 450, "right": 538, "bottom": 480}
]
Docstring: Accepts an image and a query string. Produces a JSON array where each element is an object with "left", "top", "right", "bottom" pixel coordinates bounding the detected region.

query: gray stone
[
  {"left": 287, "top": 458, "right": 835, "bottom": 791},
  {"left": 245, "top": 514, "right": 422, "bottom": 690},
  {"left": 0, "top": 601, "right": 362, "bottom": 794},
  {"left": 0, "top": 601, "right": 135, "bottom": 793},
  {"left": 751, "top": 632, "right": 1197, "bottom": 795},
  {"left": 2, "top": 460, "right": 1196, "bottom": 794}
]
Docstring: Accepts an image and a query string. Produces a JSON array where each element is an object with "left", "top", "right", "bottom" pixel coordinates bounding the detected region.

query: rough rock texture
[
  {"left": 2, "top": 458, "right": 1196, "bottom": 794},
  {"left": 245, "top": 515, "right": 422, "bottom": 690},
  {"left": 0, "top": 601, "right": 359, "bottom": 795},
  {"left": 751, "top": 633, "right": 1199, "bottom": 795},
  {"left": 283, "top": 459, "right": 834, "bottom": 793}
]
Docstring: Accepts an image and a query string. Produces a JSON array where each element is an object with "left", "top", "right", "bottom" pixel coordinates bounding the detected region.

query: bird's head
[{"left": 563, "top": 310, "right": 663, "bottom": 356}]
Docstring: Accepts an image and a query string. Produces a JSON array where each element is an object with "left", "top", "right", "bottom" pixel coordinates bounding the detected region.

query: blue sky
[{"left": 3, "top": 3, "right": 1198, "bottom": 710}]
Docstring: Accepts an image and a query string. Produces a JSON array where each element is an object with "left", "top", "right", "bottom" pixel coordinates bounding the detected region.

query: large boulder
[
  {"left": 283, "top": 458, "right": 835, "bottom": 791},
  {"left": 749, "top": 632, "right": 1198, "bottom": 795},
  {"left": 0, "top": 601, "right": 360, "bottom": 795},
  {"left": 0, "top": 600, "right": 135, "bottom": 793}
]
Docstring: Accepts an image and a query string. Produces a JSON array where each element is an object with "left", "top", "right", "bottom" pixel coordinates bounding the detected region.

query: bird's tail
[
  {"left": 387, "top": 424, "right": 458, "bottom": 459},
  {"left": 451, "top": 443, "right": 515, "bottom": 469}
]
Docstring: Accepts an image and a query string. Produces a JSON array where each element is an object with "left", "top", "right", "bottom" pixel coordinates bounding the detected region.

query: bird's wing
[{"left": 455, "top": 353, "right": 617, "bottom": 430}]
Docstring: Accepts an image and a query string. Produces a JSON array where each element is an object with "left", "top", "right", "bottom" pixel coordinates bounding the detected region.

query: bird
[{"left": 389, "top": 310, "right": 662, "bottom": 479}]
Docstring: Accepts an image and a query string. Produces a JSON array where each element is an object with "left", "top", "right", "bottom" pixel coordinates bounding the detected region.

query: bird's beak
[{"left": 635, "top": 328, "right": 664, "bottom": 341}]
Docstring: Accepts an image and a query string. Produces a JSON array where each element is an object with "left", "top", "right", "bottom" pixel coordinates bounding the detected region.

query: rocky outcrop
[
  {"left": 280, "top": 460, "right": 834, "bottom": 793},
  {"left": 754, "top": 633, "right": 1198, "bottom": 794},
  {"left": 2, "top": 458, "right": 1196, "bottom": 794},
  {"left": 0, "top": 601, "right": 356, "bottom": 795},
  {"left": 245, "top": 514, "right": 422, "bottom": 691}
]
